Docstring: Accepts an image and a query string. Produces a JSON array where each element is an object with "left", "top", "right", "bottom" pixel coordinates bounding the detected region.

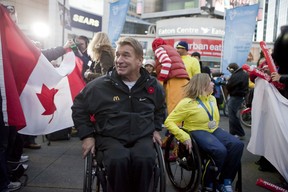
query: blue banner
[
  {"left": 108, "top": 0, "right": 130, "bottom": 47},
  {"left": 70, "top": 7, "right": 102, "bottom": 32},
  {"left": 221, "top": 4, "right": 259, "bottom": 76}
]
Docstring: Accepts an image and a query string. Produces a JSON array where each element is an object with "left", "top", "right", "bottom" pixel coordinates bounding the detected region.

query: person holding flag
[{"left": 0, "top": 3, "right": 85, "bottom": 190}]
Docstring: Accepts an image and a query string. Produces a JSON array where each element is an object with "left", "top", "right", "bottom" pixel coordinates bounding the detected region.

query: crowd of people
[
  {"left": 71, "top": 34, "right": 288, "bottom": 192},
  {"left": 71, "top": 37, "right": 246, "bottom": 192},
  {"left": 1, "top": 4, "right": 288, "bottom": 191}
]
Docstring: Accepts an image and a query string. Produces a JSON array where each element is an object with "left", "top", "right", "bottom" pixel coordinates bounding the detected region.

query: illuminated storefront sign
[
  {"left": 70, "top": 7, "right": 102, "bottom": 32},
  {"left": 165, "top": 39, "right": 222, "bottom": 58},
  {"left": 156, "top": 18, "right": 224, "bottom": 59},
  {"left": 156, "top": 17, "right": 224, "bottom": 38},
  {"left": 158, "top": 26, "right": 224, "bottom": 37}
]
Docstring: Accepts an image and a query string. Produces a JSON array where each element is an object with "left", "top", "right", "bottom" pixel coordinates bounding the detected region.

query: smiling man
[{"left": 72, "top": 37, "right": 166, "bottom": 192}]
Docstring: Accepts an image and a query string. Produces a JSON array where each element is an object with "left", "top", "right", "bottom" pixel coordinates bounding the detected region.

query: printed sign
[{"left": 70, "top": 7, "right": 102, "bottom": 32}]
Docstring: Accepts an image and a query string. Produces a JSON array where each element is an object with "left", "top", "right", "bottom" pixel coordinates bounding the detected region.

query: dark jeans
[
  {"left": 7, "top": 127, "right": 23, "bottom": 162},
  {"left": 97, "top": 136, "right": 156, "bottom": 192},
  {"left": 0, "top": 126, "right": 9, "bottom": 191},
  {"left": 228, "top": 96, "right": 245, "bottom": 136},
  {"left": 191, "top": 128, "right": 244, "bottom": 184},
  {"left": 0, "top": 126, "right": 25, "bottom": 190},
  {"left": 22, "top": 135, "right": 37, "bottom": 145}
]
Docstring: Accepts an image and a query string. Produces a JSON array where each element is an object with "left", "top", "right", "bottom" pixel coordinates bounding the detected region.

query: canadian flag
[
  {"left": 248, "top": 78, "right": 288, "bottom": 182},
  {"left": 0, "top": 4, "right": 85, "bottom": 135}
]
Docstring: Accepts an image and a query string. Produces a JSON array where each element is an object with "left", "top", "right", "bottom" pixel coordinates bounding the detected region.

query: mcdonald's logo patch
[{"left": 113, "top": 96, "right": 120, "bottom": 101}]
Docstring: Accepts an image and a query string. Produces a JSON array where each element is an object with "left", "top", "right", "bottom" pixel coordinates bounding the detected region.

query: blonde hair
[
  {"left": 184, "top": 73, "right": 211, "bottom": 99},
  {"left": 116, "top": 37, "right": 143, "bottom": 59},
  {"left": 87, "top": 32, "right": 114, "bottom": 62}
]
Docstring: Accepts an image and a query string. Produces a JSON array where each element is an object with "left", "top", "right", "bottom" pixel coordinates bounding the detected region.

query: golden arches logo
[{"left": 113, "top": 96, "right": 120, "bottom": 101}]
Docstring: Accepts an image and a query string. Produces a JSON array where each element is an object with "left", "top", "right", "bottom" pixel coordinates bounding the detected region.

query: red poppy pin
[
  {"left": 90, "top": 114, "right": 96, "bottom": 123},
  {"left": 147, "top": 86, "right": 155, "bottom": 94}
]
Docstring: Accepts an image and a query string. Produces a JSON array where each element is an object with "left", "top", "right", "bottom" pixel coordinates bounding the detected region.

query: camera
[{"left": 70, "top": 39, "right": 81, "bottom": 55}]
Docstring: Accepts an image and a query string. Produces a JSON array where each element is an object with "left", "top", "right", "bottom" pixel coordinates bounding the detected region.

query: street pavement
[{"left": 18, "top": 115, "right": 283, "bottom": 192}]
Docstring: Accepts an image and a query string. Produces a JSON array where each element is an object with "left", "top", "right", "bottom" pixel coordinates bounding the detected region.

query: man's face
[
  {"left": 176, "top": 47, "right": 186, "bottom": 56},
  {"left": 115, "top": 44, "right": 143, "bottom": 80},
  {"left": 192, "top": 56, "right": 200, "bottom": 61},
  {"left": 75, "top": 38, "right": 87, "bottom": 53}
]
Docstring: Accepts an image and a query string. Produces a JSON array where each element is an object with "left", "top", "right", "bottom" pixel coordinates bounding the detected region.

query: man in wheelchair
[
  {"left": 165, "top": 73, "right": 244, "bottom": 192},
  {"left": 72, "top": 37, "right": 166, "bottom": 192}
]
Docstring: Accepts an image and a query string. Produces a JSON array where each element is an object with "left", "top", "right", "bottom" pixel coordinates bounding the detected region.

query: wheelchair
[
  {"left": 83, "top": 143, "right": 166, "bottom": 192},
  {"left": 164, "top": 134, "right": 242, "bottom": 192}
]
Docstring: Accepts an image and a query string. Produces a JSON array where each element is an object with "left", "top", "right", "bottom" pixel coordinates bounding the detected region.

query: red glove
[{"left": 242, "top": 64, "right": 285, "bottom": 90}]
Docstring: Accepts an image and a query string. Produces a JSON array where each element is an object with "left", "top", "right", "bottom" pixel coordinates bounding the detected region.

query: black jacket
[
  {"left": 279, "top": 75, "right": 288, "bottom": 99},
  {"left": 72, "top": 68, "right": 166, "bottom": 145},
  {"left": 226, "top": 68, "right": 249, "bottom": 97}
]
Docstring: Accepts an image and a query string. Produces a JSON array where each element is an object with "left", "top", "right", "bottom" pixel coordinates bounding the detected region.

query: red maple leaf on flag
[{"left": 36, "top": 84, "right": 59, "bottom": 123}]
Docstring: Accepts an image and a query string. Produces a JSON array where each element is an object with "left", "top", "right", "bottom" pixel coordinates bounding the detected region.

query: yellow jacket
[
  {"left": 249, "top": 79, "right": 255, "bottom": 89},
  {"left": 164, "top": 95, "right": 220, "bottom": 143},
  {"left": 181, "top": 55, "right": 201, "bottom": 78}
]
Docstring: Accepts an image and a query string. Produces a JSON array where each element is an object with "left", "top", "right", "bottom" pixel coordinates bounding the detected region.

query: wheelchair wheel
[
  {"left": 239, "top": 107, "right": 251, "bottom": 127},
  {"left": 84, "top": 152, "right": 107, "bottom": 192},
  {"left": 153, "top": 143, "right": 166, "bottom": 192},
  {"left": 83, "top": 152, "right": 95, "bottom": 192},
  {"left": 164, "top": 134, "right": 201, "bottom": 192}
]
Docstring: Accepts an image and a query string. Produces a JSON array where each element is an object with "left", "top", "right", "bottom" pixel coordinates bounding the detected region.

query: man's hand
[
  {"left": 84, "top": 69, "right": 92, "bottom": 79},
  {"left": 153, "top": 131, "right": 162, "bottom": 145},
  {"left": 271, "top": 72, "right": 281, "bottom": 82},
  {"left": 82, "top": 137, "right": 95, "bottom": 158},
  {"left": 64, "top": 39, "right": 75, "bottom": 49},
  {"left": 183, "top": 139, "right": 192, "bottom": 154}
]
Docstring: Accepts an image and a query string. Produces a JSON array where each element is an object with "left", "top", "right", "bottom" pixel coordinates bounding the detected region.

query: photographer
[{"left": 72, "top": 35, "right": 94, "bottom": 82}]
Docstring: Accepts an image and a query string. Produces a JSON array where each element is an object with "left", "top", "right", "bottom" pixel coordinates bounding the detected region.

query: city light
[{"left": 31, "top": 22, "right": 50, "bottom": 38}]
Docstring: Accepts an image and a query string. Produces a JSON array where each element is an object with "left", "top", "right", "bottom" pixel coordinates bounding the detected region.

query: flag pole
[
  {"left": 62, "top": 0, "right": 66, "bottom": 46},
  {"left": 220, "top": 8, "right": 226, "bottom": 75}
]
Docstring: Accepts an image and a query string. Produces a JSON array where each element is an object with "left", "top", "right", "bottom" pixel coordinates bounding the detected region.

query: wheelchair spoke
[{"left": 165, "top": 135, "right": 201, "bottom": 191}]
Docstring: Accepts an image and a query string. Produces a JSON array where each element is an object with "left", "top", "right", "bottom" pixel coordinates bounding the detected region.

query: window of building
[{"left": 143, "top": 0, "right": 199, "bottom": 13}]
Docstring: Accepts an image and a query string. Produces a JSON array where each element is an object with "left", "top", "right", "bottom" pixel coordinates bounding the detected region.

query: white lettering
[
  {"left": 176, "top": 27, "right": 199, "bottom": 34},
  {"left": 72, "top": 14, "right": 99, "bottom": 27},
  {"left": 190, "top": 43, "right": 209, "bottom": 50},
  {"left": 158, "top": 28, "right": 175, "bottom": 35},
  {"left": 211, "top": 28, "right": 225, "bottom": 35},
  {"left": 210, "top": 44, "right": 222, "bottom": 51}
]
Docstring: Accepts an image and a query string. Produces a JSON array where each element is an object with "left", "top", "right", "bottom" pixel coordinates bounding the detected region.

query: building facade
[
  {"left": 256, "top": 0, "right": 288, "bottom": 43},
  {"left": 1, "top": 0, "right": 287, "bottom": 67},
  {"left": 135, "top": 0, "right": 287, "bottom": 68}
]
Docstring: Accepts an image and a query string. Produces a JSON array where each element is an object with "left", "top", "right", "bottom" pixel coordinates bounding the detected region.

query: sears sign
[{"left": 70, "top": 7, "right": 102, "bottom": 32}]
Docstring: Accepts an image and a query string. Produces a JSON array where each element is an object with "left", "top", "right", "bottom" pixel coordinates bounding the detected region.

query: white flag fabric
[
  {"left": 247, "top": 78, "right": 288, "bottom": 182},
  {"left": 0, "top": 4, "right": 85, "bottom": 134},
  {"left": 17, "top": 53, "right": 81, "bottom": 135}
]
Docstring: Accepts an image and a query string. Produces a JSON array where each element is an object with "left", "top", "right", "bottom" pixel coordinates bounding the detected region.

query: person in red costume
[{"left": 152, "top": 38, "right": 190, "bottom": 114}]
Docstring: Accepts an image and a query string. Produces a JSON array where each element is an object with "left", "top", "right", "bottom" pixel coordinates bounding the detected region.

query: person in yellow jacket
[
  {"left": 249, "top": 78, "right": 255, "bottom": 89},
  {"left": 176, "top": 41, "right": 201, "bottom": 79},
  {"left": 164, "top": 73, "right": 244, "bottom": 192}
]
